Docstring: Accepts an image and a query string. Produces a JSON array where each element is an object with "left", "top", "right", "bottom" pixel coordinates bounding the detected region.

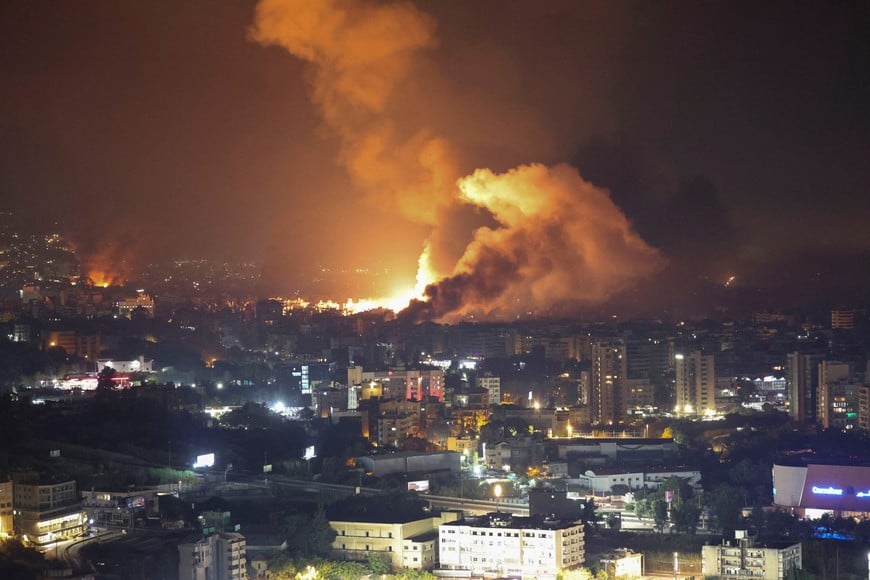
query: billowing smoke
[
  {"left": 405, "top": 164, "right": 663, "bottom": 321},
  {"left": 251, "top": 0, "right": 663, "bottom": 321},
  {"left": 250, "top": 0, "right": 457, "bottom": 225}
]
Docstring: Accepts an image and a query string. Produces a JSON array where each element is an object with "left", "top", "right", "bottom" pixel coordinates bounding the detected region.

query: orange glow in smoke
[
  {"left": 343, "top": 245, "right": 436, "bottom": 314},
  {"left": 89, "top": 273, "right": 112, "bottom": 288}
]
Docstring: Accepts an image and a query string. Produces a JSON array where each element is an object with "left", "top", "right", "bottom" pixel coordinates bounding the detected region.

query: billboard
[
  {"left": 193, "top": 453, "right": 215, "bottom": 469},
  {"left": 125, "top": 496, "right": 146, "bottom": 509},
  {"left": 408, "top": 480, "right": 430, "bottom": 493},
  {"left": 773, "top": 463, "right": 870, "bottom": 512}
]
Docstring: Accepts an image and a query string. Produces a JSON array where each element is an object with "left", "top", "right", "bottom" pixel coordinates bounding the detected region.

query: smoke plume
[
  {"left": 250, "top": 0, "right": 457, "bottom": 225},
  {"left": 405, "top": 164, "right": 663, "bottom": 320},
  {"left": 251, "top": 0, "right": 663, "bottom": 321}
]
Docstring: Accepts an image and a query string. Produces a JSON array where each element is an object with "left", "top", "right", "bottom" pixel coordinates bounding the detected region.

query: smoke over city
[{"left": 251, "top": 0, "right": 662, "bottom": 321}]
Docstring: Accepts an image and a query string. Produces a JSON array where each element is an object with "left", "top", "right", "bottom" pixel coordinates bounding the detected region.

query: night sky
[{"left": 2, "top": 1, "right": 869, "bottom": 314}]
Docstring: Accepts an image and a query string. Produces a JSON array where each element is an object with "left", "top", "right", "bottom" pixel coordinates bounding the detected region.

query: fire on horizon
[
  {"left": 4, "top": 0, "right": 870, "bottom": 317},
  {"left": 249, "top": 0, "right": 662, "bottom": 321}
]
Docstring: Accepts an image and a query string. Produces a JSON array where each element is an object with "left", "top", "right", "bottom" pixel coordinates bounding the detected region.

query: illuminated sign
[
  {"left": 811, "top": 486, "right": 843, "bottom": 496},
  {"left": 856, "top": 491, "right": 870, "bottom": 498},
  {"left": 407, "top": 480, "right": 430, "bottom": 493},
  {"left": 126, "top": 496, "right": 146, "bottom": 509},
  {"left": 193, "top": 453, "right": 215, "bottom": 469}
]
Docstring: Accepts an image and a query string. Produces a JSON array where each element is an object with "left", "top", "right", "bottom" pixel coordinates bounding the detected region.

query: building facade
[
  {"left": 330, "top": 512, "right": 460, "bottom": 570},
  {"left": 439, "top": 514, "right": 585, "bottom": 580},
  {"left": 674, "top": 351, "right": 715, "bottom": 415},
  {"left": 590, "top": 340, "right": 627, "bottom": 425},
  {"left": 13, "top": 479, "right": 86, "bottom": 546},
  {"left": 476, "top": 375, "right": 501, "bottom": 406},
  {"left": 816, "top": 361, "right": 852, "bottom": 429},
  {"left": 0, "top": 480, "right": 12, "bottom": 538},
  {"left": 787, "top": 352, "right": 824, "bottom": 424},
  {"left": 178, "top": 532, "right": 247, "bottom": 580},
  {"left": 701, "top": 531, "right": 801, "bottom": 579}
]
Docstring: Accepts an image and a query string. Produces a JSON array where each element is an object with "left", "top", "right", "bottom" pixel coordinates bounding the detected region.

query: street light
[
  {"left": 494, "top": 483, "right": 502, "bottom": 513},
  {"left": 673, "top": 551, "right": 679, "bottom": 580}
]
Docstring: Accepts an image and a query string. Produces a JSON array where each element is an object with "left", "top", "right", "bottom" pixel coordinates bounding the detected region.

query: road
[
  {"left": 45, "top": 529, "right": 126, "bottom": 571},
  {"left": 255, "top": 475, "right": 531, "bottom": 515}
]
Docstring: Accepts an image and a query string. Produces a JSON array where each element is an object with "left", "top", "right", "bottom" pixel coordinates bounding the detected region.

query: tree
[
  {"left": 671, "top": 501, "right": 701, "bottom": 534},
  {"left": 367, "top": 552, "right": 391, "bottom": 575},
  {"left": 579, "top": 499, "right": 601, "bottom": 534},
  {"left": 97, "top": 365, "right": 117, "bottom": 391},
  {"left": 708, "top": 484, "right": 744, "bottom": 534},
  {"left": 653, "top": 499, "right": 669, "bottom": 532},
  {"left": 280, "top": 509, "right": 336, "bottom": 557}
]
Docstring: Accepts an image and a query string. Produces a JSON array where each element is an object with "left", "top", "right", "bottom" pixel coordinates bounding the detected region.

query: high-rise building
[
  {"left": 476, "top": 374, "right": 501, "bottom": 406},
  {"left": 831, "top": 309, "right": 856, "bottom": 330},
  {"left": 590, "top": 340, "right": 627, "bottom": 425},
  {"left": 817, "top": 361, "right": 852, "bottom": 429},
  {"left": 674, "top": 351, "right": 715, "bottom": 415},
  {"left": 625, "top": 337, "right": 670, "bottom": 380},
  {"left": 787, "top": 352, "right": 824, "bottom": 424}
]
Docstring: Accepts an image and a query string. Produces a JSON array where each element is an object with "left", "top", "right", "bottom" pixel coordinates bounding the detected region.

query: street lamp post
[
  {"left": 673, "top": 551, "right": 679, "bottom": 580},
  {"left": 494, "top": 483, "right": 502, "bottom": 513}
]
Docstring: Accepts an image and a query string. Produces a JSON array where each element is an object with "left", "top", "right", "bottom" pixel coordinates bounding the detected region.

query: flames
[
  {"left": 252, "top": 0, "right": 663, "bottom": 321},
  {"left": 83, "top": 249, "right": 128, "bottom": 288}
]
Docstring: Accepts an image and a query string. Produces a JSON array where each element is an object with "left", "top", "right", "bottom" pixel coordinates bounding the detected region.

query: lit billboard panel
[
  {"left": 773, "top": 463, "right": 870, "bottom": 512},
  {"left": 193, "top": 453, "right": 215, "bottom": 469}
]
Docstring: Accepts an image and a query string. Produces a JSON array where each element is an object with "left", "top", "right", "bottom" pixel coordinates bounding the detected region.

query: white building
[
  {"left": 96, "top": 356, "right": 153, "bottom": 374},
  {"left": 178, "top": 532, "right": 247, "bottom": 580},
  {"left": 114, "top": 291, "right": 155, "bottom": 318},
  {"left": 439, "top": 514, "right": 584, "bottom": 580},
  {"left": 701, "top": 530, "right": 801, "bottom": 579},
  {"left": 600, "top": 548, "right": 643, "bottom": 579},
  {"left": 476, "top": 375, "right": 501, "bottom": 406},
  {"left": 576, "top": 467, "right": 701, "bottom": 494}
]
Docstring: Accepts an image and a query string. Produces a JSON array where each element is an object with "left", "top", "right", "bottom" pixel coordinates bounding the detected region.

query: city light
[{"left": 193, "top": 453, "right": 215, "bottom": 469}]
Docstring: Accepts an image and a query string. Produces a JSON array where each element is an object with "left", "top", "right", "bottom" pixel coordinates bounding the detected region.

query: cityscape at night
[{"left": 1, "top": 1, "right": 870, "bottom": 579}]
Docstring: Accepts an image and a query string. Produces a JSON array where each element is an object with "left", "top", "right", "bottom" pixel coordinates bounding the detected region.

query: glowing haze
[{"left": 251, "top": 0, "right": 662, "bottom": 321}]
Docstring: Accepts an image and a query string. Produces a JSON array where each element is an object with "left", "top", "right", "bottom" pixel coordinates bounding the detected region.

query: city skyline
[{"left": 2, "top": 1, "right": 869, "bottom": 320}]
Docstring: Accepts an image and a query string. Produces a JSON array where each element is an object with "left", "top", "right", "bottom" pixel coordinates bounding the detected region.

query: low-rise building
[
  {"left": 575, "top": 467, "right": 701, "bottom": 494},
  {"left": 178, "top": 532, "right": 247, "bottom": 580},
  {"left": 702, "top": 531, "right": 801, "bottom": 579},
  {"left": 14, "top": 479, "right": 86, "bottom": 547},
  {"left": 82, "top": 489, "right": 158, "bottom": 529},
  {"left": 600, "top": 548, "right": 643, "bottom": 579},
  {"left": 329, "top": 510, "right": 461, "bottom": 570},
  {"left": 439, "top": 513, "right": 585, "bottom": 580}
]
